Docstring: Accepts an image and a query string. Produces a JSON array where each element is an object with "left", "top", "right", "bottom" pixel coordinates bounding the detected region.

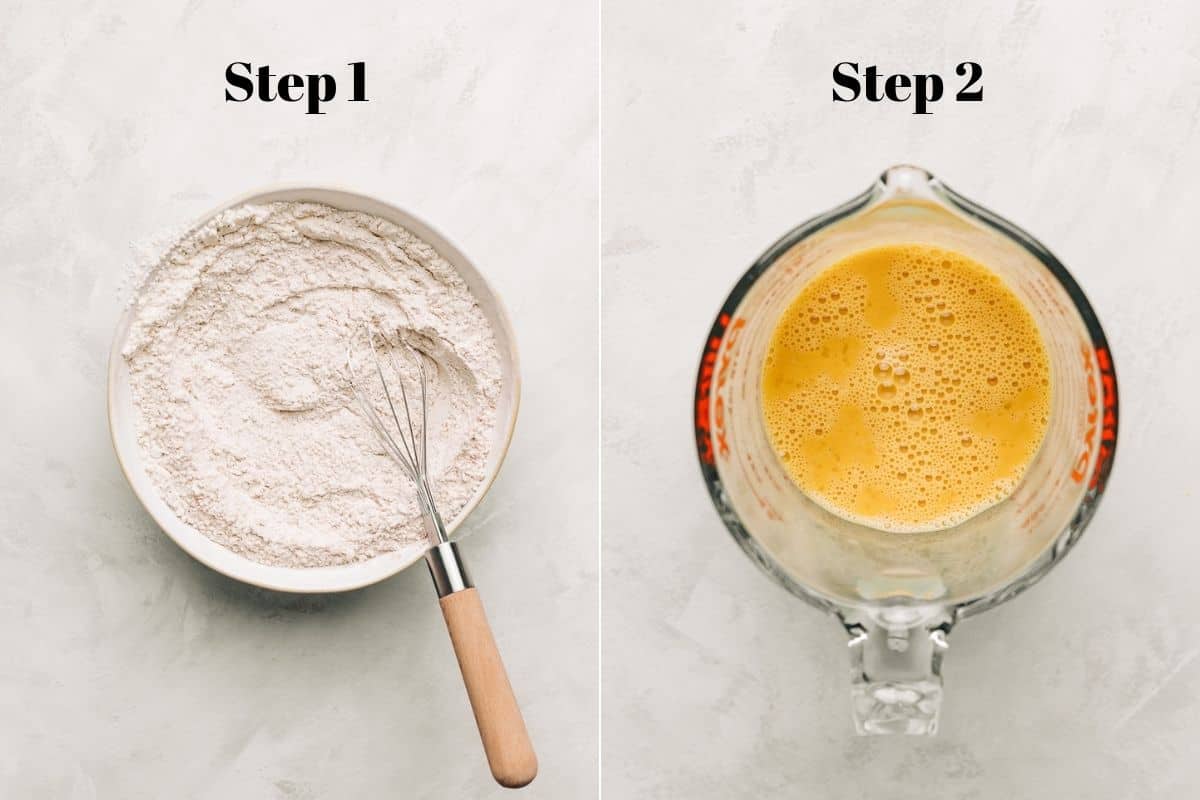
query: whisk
[{"left": 348, "top": 325, "right": 537, "bottom": 789}]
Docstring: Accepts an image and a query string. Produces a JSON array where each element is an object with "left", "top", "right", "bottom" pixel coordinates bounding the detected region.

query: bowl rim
[{"left": 107, "top": 184, "right": 521, "bottom": 593}]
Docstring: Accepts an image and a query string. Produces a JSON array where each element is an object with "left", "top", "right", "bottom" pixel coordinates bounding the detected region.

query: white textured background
[
  {"left": 0, "top": 1, "right": 596, "bottom": 797},
  {"left": 603, "top": 1, "right": 1200, "bottom": 797}
]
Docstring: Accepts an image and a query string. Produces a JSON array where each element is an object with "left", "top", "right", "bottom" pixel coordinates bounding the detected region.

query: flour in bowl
[{"left": 122, "top": 201, "right": 503, "bottom": 568}]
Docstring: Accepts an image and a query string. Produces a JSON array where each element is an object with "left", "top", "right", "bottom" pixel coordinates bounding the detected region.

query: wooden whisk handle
[{"left": 439, "top": 588, "right": 538, "bottom": 788}]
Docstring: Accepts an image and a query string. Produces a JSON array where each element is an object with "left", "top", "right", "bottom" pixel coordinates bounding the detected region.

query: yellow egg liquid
[{"left": 761, "top": 243, "right": 1051, "bottom": 532}]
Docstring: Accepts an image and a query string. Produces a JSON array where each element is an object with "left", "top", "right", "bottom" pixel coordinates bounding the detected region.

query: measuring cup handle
[
  {"left": 439, "top": 586, "right": 538, "bottom": 788},
  {"left": 844, "top": 614, "right": 951, "bottom": 735}
]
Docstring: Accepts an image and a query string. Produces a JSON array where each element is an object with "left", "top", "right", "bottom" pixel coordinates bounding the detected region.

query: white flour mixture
[{"left": 123, "top": 201, "right": 502, "bottom": 568}]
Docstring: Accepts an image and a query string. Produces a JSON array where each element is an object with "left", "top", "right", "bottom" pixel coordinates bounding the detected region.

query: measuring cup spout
[
  {"left": 842, "top": 607, "right": 953, "bottom": 735},
  {"left": 875, "top": 164, "right": 939, "bottom": 202}
]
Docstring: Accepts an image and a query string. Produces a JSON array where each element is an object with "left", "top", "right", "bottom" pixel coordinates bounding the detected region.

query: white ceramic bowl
[{"left": 108, "top": 186, "right": 520, "bottom": 593}]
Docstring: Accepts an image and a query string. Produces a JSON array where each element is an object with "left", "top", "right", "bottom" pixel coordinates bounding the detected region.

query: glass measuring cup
[{"left": 693, "top": 165, "right": 1118, "bottom": 734}]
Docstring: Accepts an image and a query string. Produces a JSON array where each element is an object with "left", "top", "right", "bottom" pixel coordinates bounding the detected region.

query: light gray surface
[
  {"left": 0, "top": 2, "right": 596, "bottom": 797},
  {"left": 603, "top": 1, "right": 1200, "bottom": 797}
]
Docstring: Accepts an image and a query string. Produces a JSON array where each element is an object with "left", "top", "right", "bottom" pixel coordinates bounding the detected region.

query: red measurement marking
[
  {"left": 714, "top": 317, "right": 745, "bottom": 461},
  {"left": 695, "top": 314, "right": 730, "bottom": 465},
  {"left": 695, "top": 313, "right": 745, "bottom": 464},
  {"left": 1091, "top": 347, "right": 1117, "bottom": 490},
  {"left": 1072, "top": 344, "right": 1117, "bottom": 489}
]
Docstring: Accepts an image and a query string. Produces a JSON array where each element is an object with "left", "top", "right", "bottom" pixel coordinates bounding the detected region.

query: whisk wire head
[
  {"left": 346, "top": 324, "right": 447, "bottom": 543},
  {"left": 385, "top": 344, "right": 427, "bottom": 477},
  {"left": 368, "top": 326, "right": 422, "bottom": 475}
]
